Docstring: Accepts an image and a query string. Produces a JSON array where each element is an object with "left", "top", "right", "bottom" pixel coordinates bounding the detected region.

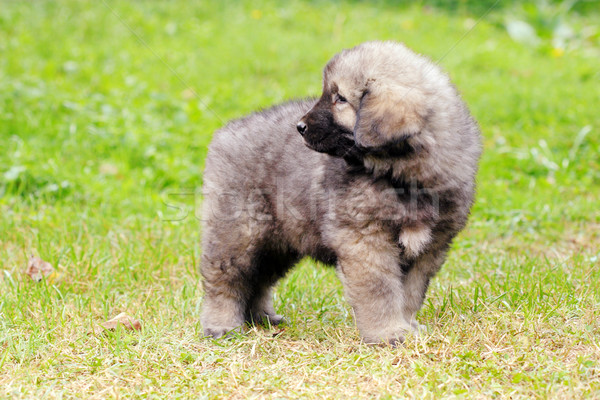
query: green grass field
[{"left": 1, "top": 0, "right": 599, "bottom": 398}]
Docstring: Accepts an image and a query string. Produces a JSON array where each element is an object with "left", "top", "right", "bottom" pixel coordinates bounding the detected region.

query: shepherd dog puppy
[{"left": 200, "top": 41, "right": 481, "bottom": 345}]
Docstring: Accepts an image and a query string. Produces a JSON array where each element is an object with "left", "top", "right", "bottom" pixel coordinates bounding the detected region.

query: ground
[{"left": 1, "top": 0, "right": 599, "bottom": 398}]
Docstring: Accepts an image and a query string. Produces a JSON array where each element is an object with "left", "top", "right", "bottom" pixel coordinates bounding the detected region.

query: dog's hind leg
[
  {"left": 248, "top": 286, "right": 284, "bottom": 326},
  {"left": 247, "top": 248, "right": 300, "bottom": 327},
  {"left": 200, "top": 227, "right": 299, "bottom": 337},
  {"left": 200, "top": 252, "right": 254, "bottom": 339}
]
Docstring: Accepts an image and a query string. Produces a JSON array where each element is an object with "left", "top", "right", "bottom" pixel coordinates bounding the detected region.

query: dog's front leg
[{"left": 334, "top": 233, "right": 417, "bottom": 345}]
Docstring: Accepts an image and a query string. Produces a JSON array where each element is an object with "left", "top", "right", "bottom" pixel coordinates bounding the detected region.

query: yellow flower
[
  {"left": 400, "top": 20, "right": 414, "bottom": 30},
  {"left": 251, "top": 9, "right": 262, "bottom": 20},
  {"left": 551, "top": 47, "right": 564, "bottom": 58}
]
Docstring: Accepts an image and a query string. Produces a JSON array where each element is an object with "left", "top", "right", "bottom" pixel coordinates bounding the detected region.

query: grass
[{"left": 1, "top": 0, "right": 599, "bottom": 398}]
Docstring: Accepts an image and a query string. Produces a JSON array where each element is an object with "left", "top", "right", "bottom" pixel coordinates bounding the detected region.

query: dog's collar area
[
  {"left": 341, "top": 138, "right": 419, "bottom": 177},
  {"left": 341, "top": 152, "right": 426, "bottom": 195},
  {"left": 355, "top": 135, "right": 418, "bottom": 158},
  {"left": 341, "top": 146, "right": 366, "bottom": 170}
]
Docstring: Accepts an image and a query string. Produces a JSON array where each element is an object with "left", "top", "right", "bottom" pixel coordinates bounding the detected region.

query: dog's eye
[{"left": 335, "top": 94, "right": 347, "bottom": 104}]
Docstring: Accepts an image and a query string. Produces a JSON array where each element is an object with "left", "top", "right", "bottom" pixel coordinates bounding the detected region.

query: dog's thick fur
[{"left": 200, "top": 41, "right": 481, "bottom": 344}]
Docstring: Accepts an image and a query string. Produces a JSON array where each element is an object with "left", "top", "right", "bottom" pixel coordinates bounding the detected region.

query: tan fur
[
  {"left": 333, "top": 102, "right": 357, "bottom": 131},
  {"left": 399, "top": 226, "right": 432, "bottom": 258},
  {"left": 355, "top": 88, "right": 427, "bottom": 148}
]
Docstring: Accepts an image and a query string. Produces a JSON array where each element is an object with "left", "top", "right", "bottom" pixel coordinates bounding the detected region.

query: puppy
[{"left": 200, "top": 41, "right": 481, "bottom": 344}]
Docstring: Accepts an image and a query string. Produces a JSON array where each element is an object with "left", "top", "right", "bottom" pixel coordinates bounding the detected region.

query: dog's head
[{"left": 298, "top": 41, "right": 437, "bottom": 161}]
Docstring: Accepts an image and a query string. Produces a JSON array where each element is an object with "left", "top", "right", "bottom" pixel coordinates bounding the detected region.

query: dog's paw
[
  {"left": 385, "top": 328, "right": 425, "bottom": 347},
  {"left": 203, "top": 325, "right": 244, "bottom": 339},
  {"left": 409, "top": 319, "right": 427, "bottom": 335},
  {"left": 203, "top": 327, "right": 228, "bottom": 339},
  {"left": 362, "top": 323, "right": 414, "bottom": 347},
  {"left": 265, "top": 314, "right": 286, "bottom": 326},
  {"left": 362, "top": 319, "right": 427, "bottom": 347},
  {"left": 365, "top": 332, "right": 408, "bottom": 347},
  {"left": 251, "top": 312, "right": 286, "bottom": 327}
]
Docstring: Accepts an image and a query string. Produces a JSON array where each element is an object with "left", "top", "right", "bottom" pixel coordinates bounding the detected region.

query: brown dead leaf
[
  {"left": 25, "top": 254, "right": 55, "bottom": 282},
  {"left": 99, "top": 162, "right": 119, "bottom": 176},
  {"left": 93, "top": 312, "right": 142, "bottom": 335},
  {"left": 272, "top": 328, "right": 286, "bottom": 338},
  {"left": 181, "top": 87, "right": 196, "bottom": 100}
]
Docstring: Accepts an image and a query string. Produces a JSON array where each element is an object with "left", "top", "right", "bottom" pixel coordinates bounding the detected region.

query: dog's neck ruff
[{"left": 342, "top": 138, "right": 424, "bottom": 186}]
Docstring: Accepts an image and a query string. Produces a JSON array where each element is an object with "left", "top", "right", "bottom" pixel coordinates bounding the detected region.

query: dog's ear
[{"left": 353, "top": 86, "right": 427, "bottom": 149}]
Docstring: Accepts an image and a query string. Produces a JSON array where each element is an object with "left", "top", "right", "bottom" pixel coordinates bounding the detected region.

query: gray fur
[{"left": 200, "top": 41, "right": 481, "bottom": 344}]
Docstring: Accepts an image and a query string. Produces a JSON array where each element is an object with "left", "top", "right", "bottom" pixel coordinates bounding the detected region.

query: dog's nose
[{"left": 296, "top": 121, "right": 307, "bottom": 135}]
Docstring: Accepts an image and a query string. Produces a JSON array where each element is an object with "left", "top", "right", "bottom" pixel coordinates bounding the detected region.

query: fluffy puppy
[{"left": 200, "top": 41, "right": 481, "bottom": 344}]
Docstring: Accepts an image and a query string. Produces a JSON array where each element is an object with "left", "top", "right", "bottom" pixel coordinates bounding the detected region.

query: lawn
[{"left": 1, "top": 0, "right": 599, "bottom": 398}]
